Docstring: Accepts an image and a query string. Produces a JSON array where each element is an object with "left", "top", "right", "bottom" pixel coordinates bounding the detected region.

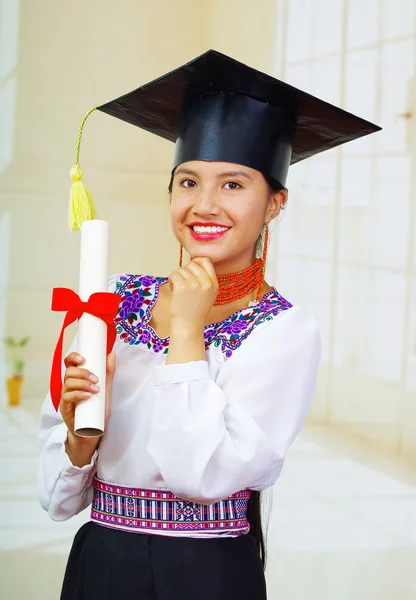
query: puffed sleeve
[
  {"left": 37, "top": 342, "right": 98, "bottom": 520},
  {"left": 37, "top": 274, "right": 121, "bottom": 521},
  {"left": 147, "top": 306, "right": 321, "bottom": 505}
]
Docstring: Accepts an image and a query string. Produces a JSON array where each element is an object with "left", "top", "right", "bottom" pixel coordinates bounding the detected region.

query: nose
[{"left": 192, "top": 185, "right": 221, "bottom": 217}]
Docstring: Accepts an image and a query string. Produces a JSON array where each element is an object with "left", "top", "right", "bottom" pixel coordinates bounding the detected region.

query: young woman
[{"left": 38, "top": 51, "right": 380, "bottom": 599}]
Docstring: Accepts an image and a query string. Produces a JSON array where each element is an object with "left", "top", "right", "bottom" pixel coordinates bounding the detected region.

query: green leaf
[{"left": 14, "top": 360, "right": 24, "bottom": 375}]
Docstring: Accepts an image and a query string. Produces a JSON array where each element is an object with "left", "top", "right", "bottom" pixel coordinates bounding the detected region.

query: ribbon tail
[
  {"left": 106, "top": 321, "right": 117, "bottom": 355},
  {"left": 49, "top": 312, "right": 78, "bottom": 411}
]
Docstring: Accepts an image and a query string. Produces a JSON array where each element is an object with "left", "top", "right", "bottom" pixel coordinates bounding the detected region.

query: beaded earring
[
  {"left": 179, "top": 245, "right": 183, "bottom": 268},
  {"left": 262, "top": 224, "right": 269, "bottom": 266},
  {"left": 258, "top": 223, "right": 269, "bottom": 290},
  {"left": 246, "top": 224, "right": 269, "bottom": 307}
]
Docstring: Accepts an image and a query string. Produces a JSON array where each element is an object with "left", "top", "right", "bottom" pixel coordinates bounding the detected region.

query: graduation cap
[{"left": 68, "top": 49, "right": 381, "bottom": 231}]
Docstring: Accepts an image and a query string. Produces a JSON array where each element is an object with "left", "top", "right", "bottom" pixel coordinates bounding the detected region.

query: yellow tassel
[
  {"left": 68, "top": 166, "right": 96, "bottom": 231},
  {"left": 68, "top": 105, "right": 99, "bottom": 232}
]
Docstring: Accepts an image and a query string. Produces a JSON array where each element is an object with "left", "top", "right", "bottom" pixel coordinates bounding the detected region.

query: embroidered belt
[{"left": 90, "top": 477, "right": 251, "bottom": 538}]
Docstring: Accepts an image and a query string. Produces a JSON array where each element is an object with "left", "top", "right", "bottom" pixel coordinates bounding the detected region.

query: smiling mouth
[
  {"left": 190, "top": 225, "right": 230, "bottom": 234},
  {"left": 188, "top": 225, "right": 231, "bottom": 240}
]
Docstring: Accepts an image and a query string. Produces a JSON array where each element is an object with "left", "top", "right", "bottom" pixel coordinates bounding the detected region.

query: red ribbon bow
[{"left": 49, "top": 288, "right": 120, "bottom": 411}]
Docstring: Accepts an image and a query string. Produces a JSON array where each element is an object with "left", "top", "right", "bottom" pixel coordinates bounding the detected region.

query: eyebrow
[{"left": 174, "top": 168, "right": 252, "bottom": 180}]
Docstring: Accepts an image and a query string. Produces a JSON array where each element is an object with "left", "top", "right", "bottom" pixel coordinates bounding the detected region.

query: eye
[
  {"left": 180, "top": 179, "right": 197, "bottom": 188},
  {"left": 223, "top": 181, "right": 241, "bottom": 190}
]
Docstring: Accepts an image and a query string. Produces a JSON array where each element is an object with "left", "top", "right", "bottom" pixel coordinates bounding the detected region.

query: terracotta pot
[{"left": 6, "top": 376, "right": 23, "bottom": 407}]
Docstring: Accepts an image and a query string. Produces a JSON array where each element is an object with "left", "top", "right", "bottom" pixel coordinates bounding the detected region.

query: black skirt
[{"left": 61, "top": 522, "right": 267, "bottom": 600}]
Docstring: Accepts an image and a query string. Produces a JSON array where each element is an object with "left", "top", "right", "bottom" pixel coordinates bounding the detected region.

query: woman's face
[{"left": 170, "top": 161, "right": 284, "bottom": 274}]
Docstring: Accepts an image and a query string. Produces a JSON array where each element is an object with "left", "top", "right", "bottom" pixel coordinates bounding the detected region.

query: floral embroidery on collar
[{"left": 114, "top": 274, "right": 293, "bottom": 358}]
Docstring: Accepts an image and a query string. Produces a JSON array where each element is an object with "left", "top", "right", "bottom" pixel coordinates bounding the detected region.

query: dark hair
[
  {"left": 168, "top": 166, "right": 282, "bottom": 570},
  {"left": 248, "top": 491, "right": 267, "bottom": 569},
  {"left": 263, "top": 173, "right": 285, "bottom": 195}
]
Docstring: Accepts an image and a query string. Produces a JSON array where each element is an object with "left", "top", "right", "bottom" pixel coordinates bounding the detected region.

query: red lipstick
[{"left": 188, "top": 222, "right": 231, "bottom": 242}]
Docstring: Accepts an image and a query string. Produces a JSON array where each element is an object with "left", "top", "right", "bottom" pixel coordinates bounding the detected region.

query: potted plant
[{"left": 3, "top": 336, "right": 30, "bottom": 406}]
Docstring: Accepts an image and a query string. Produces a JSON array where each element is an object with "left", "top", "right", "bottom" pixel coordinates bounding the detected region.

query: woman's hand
[
  {"left": 168, "top": 257, "right": 218, "bottom": 332},
  {"left": 166, "top": 257, "right": 218, "bottom": 365},
  {"left": 60, "top": 352, "right": 116, "bottom": 465}
]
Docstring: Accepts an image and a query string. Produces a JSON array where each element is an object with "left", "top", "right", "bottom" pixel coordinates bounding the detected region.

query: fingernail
[
  {"left": 75, "top": 354, "right": 83, "bottom": 363},
  {"left": 89, "top": 374, "right": 98, "bottom": 383},
  {"left": 90, "top": 384, "right": 100, "bottom": 393},
  {"left": 81, "top": 391, "right": 92, "bottom": 398}
]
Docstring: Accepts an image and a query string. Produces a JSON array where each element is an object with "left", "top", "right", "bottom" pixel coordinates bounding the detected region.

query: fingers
[
  {"left": 169, "top": 268, "right": 195, "bottom": 289},
  {"left": 170, "top": 268, "right": 203, "bottom": 294},
  {"left": 191, "top": 257, "right": 218, "bottom": 283},
  {"left": 170, "top": 259, "right": 217, "bottom": 291},
  {"left": 63, "top": 376, "right": 100, "bottom": 395},
  {"left": 62, "top": 388, "right": 95, "bottom": 403},
  {"left": 185, "top": 266, "right": 214, "bottom": 292},
  {"left": 63, "top": 354, "right": 116, "bottom": 393},
  {"left": 64, "top": 352, "right": 84, "bottom": 369},
  {"left": 64, "top": 354, "right": 117, "bottom": 383},
  {"left": 183, "top": 261, "right": 209, "bottom": 281},
  {"left": 60, "top": 353, "right": 117, "bottom": 433},
  {"left": 64, "top": 365, "right": 97, "bottom": 382},
  {"left": 185, "top": 260, "right": 218, "bottom": 292},
  {"left": 62, "top": 359, "right": 101, "bottom": 403},
  {"left": 61, "top": 373, "right": 100, "bottom": 409}
]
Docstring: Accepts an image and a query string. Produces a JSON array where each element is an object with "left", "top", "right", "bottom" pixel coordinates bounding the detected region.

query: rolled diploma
[{"left": 74, "top": 220, "right": 109, "bottom": 437}]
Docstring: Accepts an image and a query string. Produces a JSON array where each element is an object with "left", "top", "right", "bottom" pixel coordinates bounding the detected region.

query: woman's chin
[
  {"left": 189, "top": 252, "right": 221, "bottom": 263},
  {"left": 188, "top": 247, "right": 229, "bottom": 262},
  {"left": 183, "top": 240, "right": 244, "bottom": 267}
]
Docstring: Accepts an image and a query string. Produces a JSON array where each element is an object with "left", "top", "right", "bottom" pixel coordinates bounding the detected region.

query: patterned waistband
[{"left": 91, "top": 477, "right": 251, "bottom": 538}]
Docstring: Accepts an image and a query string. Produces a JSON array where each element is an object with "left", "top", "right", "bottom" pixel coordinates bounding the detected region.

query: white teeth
[{"left": 192, "top": 225, "right": 229, "bottom": 233}]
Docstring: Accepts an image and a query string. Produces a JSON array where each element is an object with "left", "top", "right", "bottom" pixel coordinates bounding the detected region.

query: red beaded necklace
[{"left": 214, "top": 257, "right": 265, "bottom": 305}]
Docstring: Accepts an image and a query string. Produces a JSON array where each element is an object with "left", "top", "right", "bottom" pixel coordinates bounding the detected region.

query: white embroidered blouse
[{"left": 38, "top": 273, "right": 321, "bottom": 524}]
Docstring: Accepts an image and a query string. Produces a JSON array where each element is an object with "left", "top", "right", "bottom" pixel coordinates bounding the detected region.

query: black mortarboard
[
  {"left": 97, "top": 49, "right": 381, "bottom": 187},
  {"left": 68, "top": 50, "right": 380, "bottom": 230}
]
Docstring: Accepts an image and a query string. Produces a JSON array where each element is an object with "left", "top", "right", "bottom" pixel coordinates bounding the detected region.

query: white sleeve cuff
[
  {"left": 61, "top": 443, "right": 99, "bottom": 475},
  {"left": 50, "top": 423, "right": 98, "bottom": 474},
  {"left": 153, "top": 360, "right": 210, "bottom": 385}
]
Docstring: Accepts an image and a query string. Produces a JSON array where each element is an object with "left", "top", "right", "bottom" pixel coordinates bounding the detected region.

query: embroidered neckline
[
  {"left": 147, "top": 277, "right": 278, "bottom": 341},
  {"left": 114, "top": 274, "right": 293, "bottom": 358}
]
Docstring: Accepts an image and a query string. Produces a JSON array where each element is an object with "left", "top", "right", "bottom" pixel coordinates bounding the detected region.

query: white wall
[
  {"left": 205, "top": 0, "right": 277, "bottom": 70},
  {"left": 272, "top": 0, "right": 416, "bottom": 459}
]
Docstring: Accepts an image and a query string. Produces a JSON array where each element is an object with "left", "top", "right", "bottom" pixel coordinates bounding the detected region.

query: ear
[{"left": 265, "top": 189, "right": 287, "bottom": 224}]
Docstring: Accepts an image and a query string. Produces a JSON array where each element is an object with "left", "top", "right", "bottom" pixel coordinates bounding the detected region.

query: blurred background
[{"left": 0, "top": 0, "right": 415, "bottom": 598}]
